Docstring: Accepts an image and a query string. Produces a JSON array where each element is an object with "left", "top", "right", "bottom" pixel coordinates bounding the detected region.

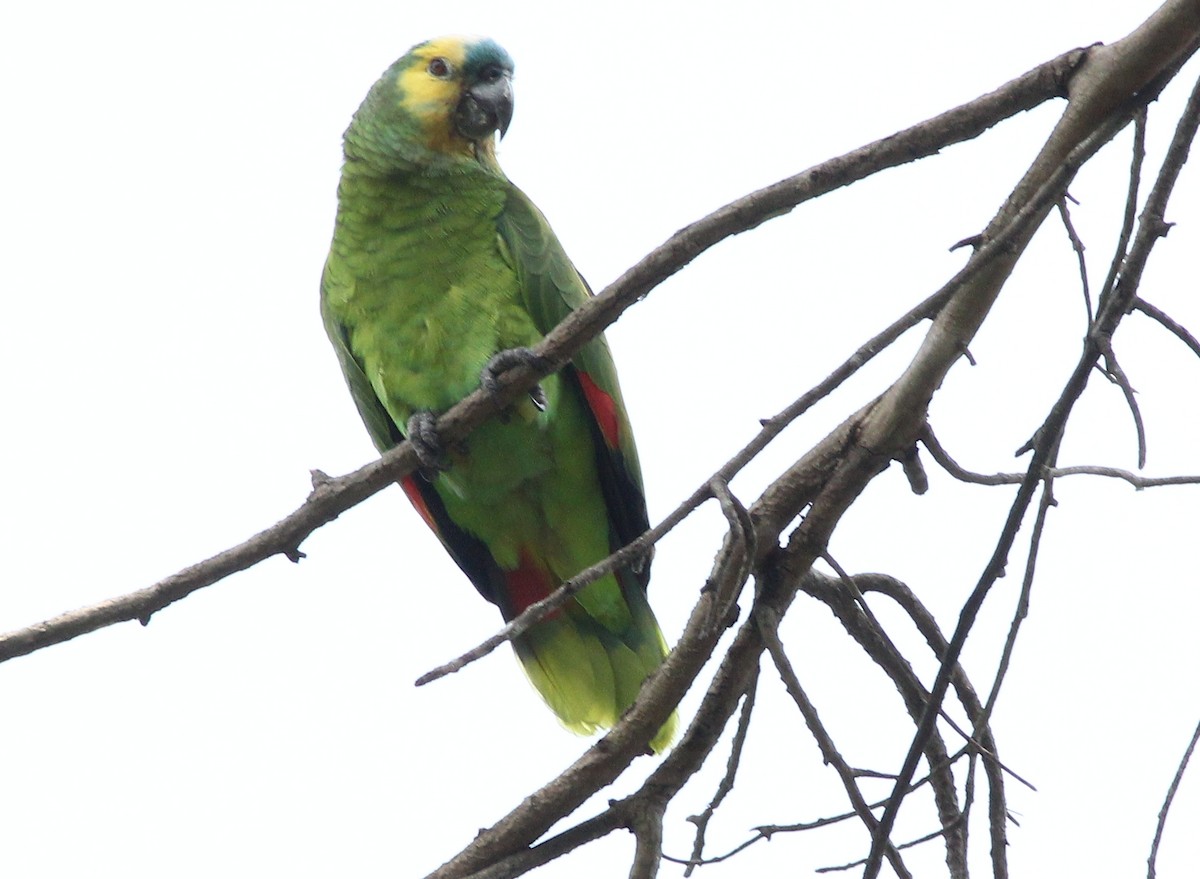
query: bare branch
[
  {"left": 628, "top": 800, "right": 666, "bottom": 879},
  {"left": 758, "top": 606, "right": 915, "bottom": 879},
  {"left": 466, "top": 808, "right": 627, "bottom": 879},
  {"left": 796, "top": 570, "right": 968, "bottom": 876},
  {"left": 1095, "top": 337, "right": 1148, "bottom": 467},
  {"left": 815, "top": 815, "right": 968, "bottom": 875},
  {"left": 673, "top": 764, "right": 952, "bottom": 869},
  {"left": 1099, "top": 109, "right": 1147, "bottom": 308},
  {"left": 705, "top": 479, "right": 757, "bottom": 634},
  {"left": 683, "top": 668, "right": 758, "bottom": 876},
  {"left": 1133, "top": 296, "right": 1200, "bottom": 361},
  {"left": 864, "top": 27, "right": 1200, "bottom": 875},
  {"left": 856, "top": 573, "right": 1016, "bottom": 878},
  {"left": 1148, "top": 717, "right": 1200, "bottom": 879},
  {"left": 922, "top": 424, "right": 1200, "bottom": 488},
  {"left": 1057, "top": 195, "right": 1094, "bottom": 323}
]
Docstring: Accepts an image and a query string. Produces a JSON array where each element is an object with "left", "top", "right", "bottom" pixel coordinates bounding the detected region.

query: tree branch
[
  {"left": 682, "top": 669, "right": 758, "bottom": 876},
  {"left": 863, "top": 15, "right": 1200, "bottom": 872},
  {"left": 1147, "top": 716, "right": 1200, "bottom": 879},
  {"left": 0, "top": 43, "right": 1092, "bottom": 670},
  {"left": 759, "top": 606, "right": 916, "bottom": 879}
]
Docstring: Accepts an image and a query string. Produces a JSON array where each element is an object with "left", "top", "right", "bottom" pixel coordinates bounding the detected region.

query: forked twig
[{"left": 683, "top": 669, "right": 759, "bottom": 876}]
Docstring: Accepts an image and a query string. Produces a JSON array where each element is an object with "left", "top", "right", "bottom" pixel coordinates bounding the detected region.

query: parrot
[{"left": 320, "top": 35, "right": 676, "bottom": 752}]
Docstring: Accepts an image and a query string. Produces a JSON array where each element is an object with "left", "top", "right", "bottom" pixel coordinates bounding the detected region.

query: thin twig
[
  {"left": 802, "top": 569, "right": 971, "bottom": 875},
  {"left": 1133, "top": 296, "right": 1200, "bottom": 360},
  {"left": 758, "top": 606, "right": 914, "bottom": 879},
  {"left": 465, "top": 808, "right": 628, "bottom": 879},
  {"left": 665, "top": 757, "right": 963, "bottom": 869},
  {"left": 856, "top": 573, "right": 1035, "bottom": 789},
  {"left": 1098, "top": 108, "right": 1147, "bottom": 311},
  {"left": 1148, "top": 717, "right": 1200, "bottom": 879},
  {"left": 683, "top": 669, "right": 759, "bottom": 877},
  {"left": 921, "top": 424, "right": 1200, "bottom": 488},
  {"left": 972, "top": 395, "right": 1062, "bottom": 788},
  {"left": 415, "top": 512, "right": 675, "bottom": 686},
  {"left": 1057, "top": 195, "right": 1094, "bottom": 323},
  {"left": 815, "top": 814, "right": 969, "bottom": 874},
  {"left": 1095, "top": 336, "right": 1148, "bottom": 467},
  {"left": 864, "top": 57, "right": 1200, "bottom": 879}
]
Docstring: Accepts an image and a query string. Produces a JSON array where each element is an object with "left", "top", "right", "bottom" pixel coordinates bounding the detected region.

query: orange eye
[{"left": 427, "top": 57, "right": 452, "bottom": 78}]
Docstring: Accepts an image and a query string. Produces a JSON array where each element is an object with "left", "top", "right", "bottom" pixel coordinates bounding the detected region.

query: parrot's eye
[
  {"left": 479, "top": 64, "right": 504, "bottom": 83},
  {"left": 427, "top": 57, "right": 452, "bottom": 79}
]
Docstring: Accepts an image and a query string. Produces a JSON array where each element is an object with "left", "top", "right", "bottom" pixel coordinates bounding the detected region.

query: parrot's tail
[{"left": 510, "top": 570, "right": 677, "bottom": 754}]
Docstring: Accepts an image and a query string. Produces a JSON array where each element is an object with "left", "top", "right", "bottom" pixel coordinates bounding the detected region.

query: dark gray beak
[{"left": 454, "top": 72, "right": 514, "bottom": 141}]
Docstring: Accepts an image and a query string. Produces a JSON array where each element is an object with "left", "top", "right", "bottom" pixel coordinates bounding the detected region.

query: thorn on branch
[
  {"left": 958, "top": 343, "right": 977, "bottom": 366},
  {"left": 949, "top": 233, "right": 984, "bottom": 252},
  {"left": 1149, "top": 217, "right": 1175, "bottom": 239},
  {"left": 284, "top": 548, "right": 307, "bottom": 564},
  {"left": 1014, "top": 431, "right": 1037, "bottom": 457}
]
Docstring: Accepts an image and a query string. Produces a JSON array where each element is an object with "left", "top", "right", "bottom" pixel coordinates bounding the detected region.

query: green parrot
[{"left": 320, "top": 35, "right": 676, "bottom": 752}]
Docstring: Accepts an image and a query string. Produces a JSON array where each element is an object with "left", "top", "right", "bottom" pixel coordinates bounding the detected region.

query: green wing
[
  {"left": 320, "top": 262, "right": 402, "bottom": 454},
  {"left": 321, "top": 257, "right": 513, "bottom": 607},
  {"left": 496, "top": 185, "right": 652, "bottom": 576}
]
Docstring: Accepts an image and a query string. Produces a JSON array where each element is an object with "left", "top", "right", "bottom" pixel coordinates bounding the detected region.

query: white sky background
[{"left": 2, "top": 2, "right": 1199, "bottom": 877}]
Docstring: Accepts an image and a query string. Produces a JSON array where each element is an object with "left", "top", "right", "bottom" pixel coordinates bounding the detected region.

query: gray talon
[
  {"left": 406, "top": 411, "right": 449, "bottom": 474},
  {"left": 481, "top": 347, "right": 549, "bottom": 411}
]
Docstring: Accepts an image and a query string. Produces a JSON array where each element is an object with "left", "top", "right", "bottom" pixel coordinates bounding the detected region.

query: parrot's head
[{"left": 346, "top": 36, "right": 515, "bottom": 171}]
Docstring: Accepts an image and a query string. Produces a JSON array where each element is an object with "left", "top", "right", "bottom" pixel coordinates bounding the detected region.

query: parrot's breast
[{"left": 329, "top": 168, "right": 538, "bottom": 421}]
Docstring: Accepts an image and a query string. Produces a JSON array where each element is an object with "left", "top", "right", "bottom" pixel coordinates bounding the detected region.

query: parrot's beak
[{"left": 454, "top": 73, "right": 514, "bottom": 141}]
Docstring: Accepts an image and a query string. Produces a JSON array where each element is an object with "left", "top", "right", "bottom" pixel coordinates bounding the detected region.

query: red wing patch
[
  {"left": 400, "top": 474, "right": 439, "bottom": 534},
  {"left": 577, "top": 371, "right": 621, "bottom": 448},
  {"left": 504, "top": 549, "right": 562, "bottom": 618}
]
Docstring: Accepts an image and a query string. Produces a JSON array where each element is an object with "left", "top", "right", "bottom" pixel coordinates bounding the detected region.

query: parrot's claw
[
  {"left": 406, "top": 411, "right": 450, "bottom": 476},
  {"left": 481, "top": 347, "right": 550, "bottom": 412}
]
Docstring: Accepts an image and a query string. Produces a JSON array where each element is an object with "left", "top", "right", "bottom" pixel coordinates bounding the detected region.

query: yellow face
[{"left": 396, "top": 37, "right": 476, "bottom": 157}]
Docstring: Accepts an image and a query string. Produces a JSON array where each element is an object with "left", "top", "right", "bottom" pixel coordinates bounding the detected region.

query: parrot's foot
[
  {"left": 406, "top": 411, "right": 450, "bottom": 475},
  {"left": 481, "top": 347, "right": 550, "bottom": 412}
]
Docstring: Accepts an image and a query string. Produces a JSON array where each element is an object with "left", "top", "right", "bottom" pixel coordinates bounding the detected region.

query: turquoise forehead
[{"left": 464, "top": 38, "right": 514, "bottom": 75}]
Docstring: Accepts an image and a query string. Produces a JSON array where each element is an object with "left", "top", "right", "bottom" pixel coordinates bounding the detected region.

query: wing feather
[{"left": 497, "top": 186, "right": 652, "bottom": 586}]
